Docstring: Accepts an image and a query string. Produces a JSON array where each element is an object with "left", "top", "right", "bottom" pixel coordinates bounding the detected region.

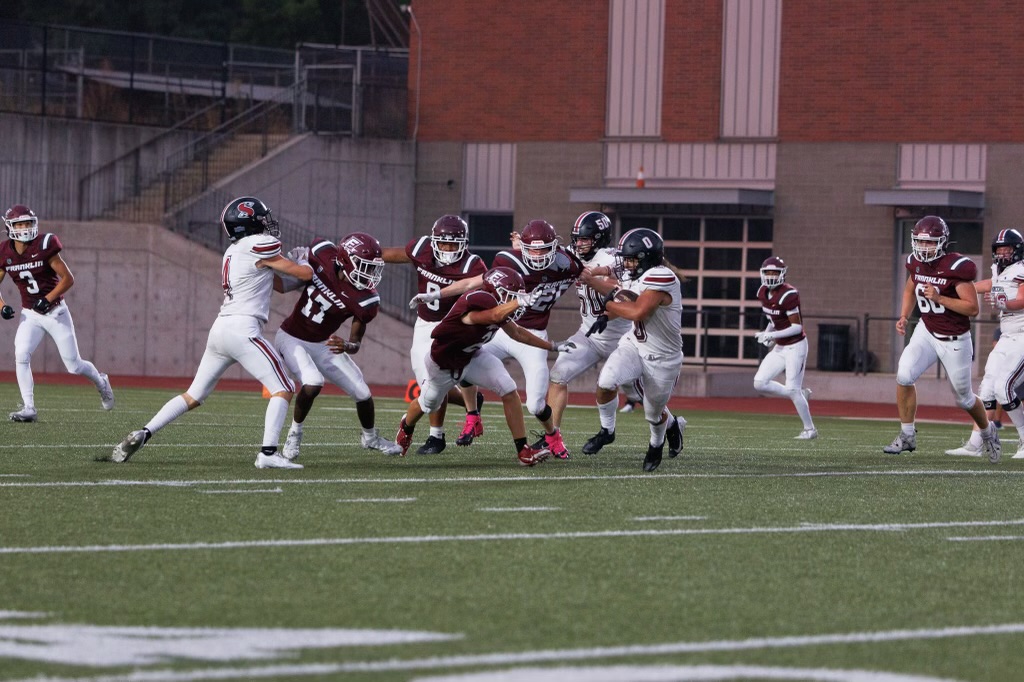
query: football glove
[
  {"left": 552, "top": 340, "right": 577, "bottom": 353},
  {"left": 586, "top": 314, "right": 609, "bottom": 337},
  {"left": 285, "top": 246, "right": 310, "bottom": 264},
  {"left": 754, "top": 330, "right": 775, "bottom": 347},
  {"left": 517, "top": 288, "right": 544, "bottom": 309},
  {"left": 409, "top": 291, "right": 441, "bottom": 309},
  {"left": 0, "top": 305, "right": 14, "bottom": 320},
  {"left": 32, "top": 298, "right": 53, "bottom": 314}
]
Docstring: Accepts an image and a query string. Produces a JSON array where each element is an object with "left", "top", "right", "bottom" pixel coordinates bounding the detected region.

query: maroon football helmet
[
  {"left": 759, "top": 256, "right": 787, "bottom": 289},
  {"left": 430, "top": 215, "right": 469, "bottom": 265},
  {"left": 3, "top": 204, "right": 38, "bottom": 242},
  {"left": 911, "top": 215, "right": 949, "bottom": 263},
  {"left": 519, "top": 219, "right": 559, "bottom": 270},
  {"left": 336, "top": 232, "right": 385, "bottom": 290},
  {"left": 481, "top": 266, "right": 526, "bottom": 320}
]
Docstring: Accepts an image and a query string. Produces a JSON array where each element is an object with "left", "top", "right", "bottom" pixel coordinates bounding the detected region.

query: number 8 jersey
[
  {"left": 905, "top": 251, "right": 977, "bottom": 337},
  {"left": 406, "top": 235, "right": 487, "bottom": 322},
  {"left": 0, "top": 232, "right": 63, "bottom": 308}
]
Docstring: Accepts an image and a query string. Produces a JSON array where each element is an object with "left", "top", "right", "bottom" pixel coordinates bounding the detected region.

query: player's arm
[
  {"left": 0, "top": 269, "right": 12, "bottom": 319},
  {"left": 381, "top": 247, "right": 411, "bottom": 264},
  {"left": 926, "top": 280, "right": 980, "bottom": 317},
  {"left": 975, "top": 278, "right": 993, "bottom": 294},
  {"left": 762, "top": 310, "right": 804, "bottom": 342},
  {"left": 896, "top": 276, "right": 916, "bottom": 336},
  {"left": 326, "top": 318, "right": 367, "bottom": 355},
  {"left": 259, "top": 254, "right": 314, "bottom": 281},
  {"left": 605, "top": 289, "right": 670, "bottom": 322},
  {"left": 440, "top": 274, "right": 483, "bottom": 299},
  {"left": 500, "top": 320, "right": 555, "bottom": 351},
  {"left": 462, "top": 299, "right": 522, "bottom": 326},
  {"left": 46, "top": 254, "right": 75, "bottom": 300}
]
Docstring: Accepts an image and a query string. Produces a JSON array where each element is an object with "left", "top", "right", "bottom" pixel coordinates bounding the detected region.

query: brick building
[{"left": 406, "top": 0, "right": 1024, "bottom": 371}]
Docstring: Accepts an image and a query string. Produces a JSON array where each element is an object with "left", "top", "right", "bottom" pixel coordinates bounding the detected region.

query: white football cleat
[
  {"left": 9, "top": 406, "right": 37, "bottom": 422},
  {"left": 945, "top": 443, "right": 982, "bottom": 457},
  {"left": 802, "top": 388, "right": 812, "bottom": 401},
  {"left": 111, "top": 429, "right": 147, "bottom": 463},
  {"left": 97, "top": 373, "right": 115, "bottom": 410},
  {"left": 362, "top": 428, "right": 403, "bottom": 455},
  {"left": 283, "top": 427, "right": 303, "bottom": 461},
  {"left": 982, "top": 430, "right": 1002, "bottom": 464},
  {"left": 1012, "top": 442, "right": 1024, "bottom": 460},
  {"left": 794, "top": 428, "right": 818, "bottom": 440},
  {"left": 255, "top": 452, "right": 303, "bottom": 469}
]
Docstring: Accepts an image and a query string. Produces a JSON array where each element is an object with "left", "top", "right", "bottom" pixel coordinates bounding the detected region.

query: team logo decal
[{"left": 236, "top": 202, "right": 256, "bottom": 218}]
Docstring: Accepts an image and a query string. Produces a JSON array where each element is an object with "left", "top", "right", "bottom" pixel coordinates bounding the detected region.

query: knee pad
[
  {"left": 351, "top": 383, "right": 372, "bottom": 403},
  {"left": 984, "top": 399, "right": 998, "bottom": 411},
  {"left": 1002, "top": 397, "right": 1022, "bottom": 412},
  {"left": 534, "top": 404, "right": 552, "bottom": 421}
]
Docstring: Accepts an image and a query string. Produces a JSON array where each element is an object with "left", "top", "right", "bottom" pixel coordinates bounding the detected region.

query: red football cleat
[
  {"left": 456, "top": 413, "right": 484, "bottom": 446},
  {"left": 396, "top": 416, "right": 413, "bottom": 456},
  {"left": 517, "top": 443, "right": 550, "bottom": 467}
]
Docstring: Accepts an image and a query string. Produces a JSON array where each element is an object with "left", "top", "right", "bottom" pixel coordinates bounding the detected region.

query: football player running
[
  {"left": 111, "top": 197, "right": 314, "bottom": 469},
  {"left": 395, "top": 266, "right": 576, "bottom": 466},
  {"left": 752, "top": 256, "right": 817, "bottom": 439},
  {"left": 883, "top": 215, "right": 999, "bottom": 462},
  {"left": 0, "top": 204, "right": 115, "bottom": 422},
  {"left": 946, "top": 228, "right": 1024, "bottom": 459},
  {"left": 273, "top": 232, "right": 402, "bottom": 461},
  {"left": 381, "top": 215, "right": 487, "bottom": 454},
  {"left": 409, "top": 219, "right": 582, "bottom": 459},
  {"left": 580, "top": 228, "right": 685, "bottom": 472}
]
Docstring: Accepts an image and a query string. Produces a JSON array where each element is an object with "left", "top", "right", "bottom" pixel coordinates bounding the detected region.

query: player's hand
[
  {"left": 325, "top": 335, "right": 350, "bottom": 354},
  {"left": 601, "top": 286, "right": 623, "bottom": 307},
  {"left": 895, "top": 316, "right": 907, "bottom": 336},
  {"left": 409, "top": 291, "right": 441, "bottom": 309},
  {"left": 509, "top": 231, "right": 522, "bottom": 250},
  {"left": 286, "top": 246, "right": 310, "bottom": 264},
  {"left": 517, "top": 288, "right": 543, "bottom": 309},
  {"left": 32, "top": 298, "right": 53, "bottom": 314},
  {"left": 754, "top": 330, "right": 775, "bottom": 347},
  {"left": 0, "top": 305, "right": 14, "bottom": 320},
  {"left": 552, "top": 340, "right": 576, "bottom": 353},
  {"left": 586, "top": 314, "right": 608, "bottom": 337},
  {"left": 339, "top": 340, "right": 361, "bottom": 354}
]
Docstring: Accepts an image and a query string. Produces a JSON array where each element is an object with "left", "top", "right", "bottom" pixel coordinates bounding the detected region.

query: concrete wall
[{"left": 0, "top": 221, "right": 414, "bottom": 388}]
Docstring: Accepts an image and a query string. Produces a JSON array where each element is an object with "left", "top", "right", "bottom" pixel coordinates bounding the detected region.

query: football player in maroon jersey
[
  {"left": 273, "top": 233, "right": 402, "bottom": 461},
  {"left": 883, "top": 215, "right": 1000, "bottom": 461},
  {"left": 381, "top": 215, "right": 488, "bottom": 454},
  {"left": 753, "top": 256, "right": 817, "bottom": 439},
  {"left": 0, "top": 204, "right": 114, "bottom": 422},
  {"left": 395, "top": 267, "right": 576, "bottom": 466},
  {"left": 409, "top": 219, "right": 582, "bottom": 459}
]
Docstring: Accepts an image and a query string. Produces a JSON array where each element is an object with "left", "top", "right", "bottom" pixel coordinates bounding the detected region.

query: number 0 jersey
[
  {"left": 618, "top": 265, "right": 683, "bottom": 358},
  {"left": 219, "top": 233, "right": 282, "bottom": 322},
  {"left": 0, "top": 233, "right": 64, "bottom": 308},
  {"left": 280, "top": 238, "right": 380, "bottom": 342},
  {"left": 406, "top": 236, "right": 487, "bottom": 322}
]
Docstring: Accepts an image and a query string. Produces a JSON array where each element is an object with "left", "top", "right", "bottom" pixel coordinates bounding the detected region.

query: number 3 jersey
[
  {"left": 993, "top": 260, "right": 1024, "bottom": 336},
  {"left": 905, "top": 252, "right": 977, "bottom": 336},
  {"left": 492, "top": 247, "right": 583, "bottom": 330},
  {"left": 280, "top": 238, "right": 380, "bottom": 342},
  {"left": 406, "top": 236, "right": 487, "bottom": 322},
  {"left": 0, "top": 233, "right": 63, "bottom": 308}
]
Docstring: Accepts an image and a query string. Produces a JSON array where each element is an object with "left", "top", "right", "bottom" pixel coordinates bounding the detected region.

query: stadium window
[{"left": 466, "top": 213, "right": 514, "bottom": 267}]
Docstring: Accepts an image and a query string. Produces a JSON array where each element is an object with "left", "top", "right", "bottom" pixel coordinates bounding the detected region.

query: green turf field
[{"left": 1, "top": 382, "right": 1022, "bottom": 682}]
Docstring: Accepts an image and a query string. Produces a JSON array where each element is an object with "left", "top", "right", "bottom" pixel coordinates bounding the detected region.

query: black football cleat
[
  {"left": 643, "top": 442, "right": 664, "bottom": 472},
  {"left": 582, "top": 427, "right": 615, "bottom": 455},
  {"left": 666, "top": 417, "right": 684, "bottom": 458},
  {"left": 416, "top": 435, "right": 446, "bottom": 455}
]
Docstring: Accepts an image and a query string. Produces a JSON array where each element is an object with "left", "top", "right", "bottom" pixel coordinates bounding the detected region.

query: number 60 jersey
[
  {"left": 406, "top": 235, "right": 487, "bottom": 322},
  {"left": 904, "top": 251, "right": 977, "bottom": 337}
]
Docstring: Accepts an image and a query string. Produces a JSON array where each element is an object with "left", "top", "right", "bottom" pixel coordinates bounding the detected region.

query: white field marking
[
  {"left": 633, "top": 516, "right": 708, "bottom": 522},
  {"left": 407, "top": 665, "right": 962, "bottom": 682},
  {"left": 947, "top": 535, "right": 1024, "bottom": 542},
  {"left": 837, "top": 416, "right": 966, "bottom": 426},
  {"left": 337, "top": 497, "right": 417, "bottom": 503},
  {"left": 478, "top": 507, "right": 561, "bottom": 512},
  {"left": 196, "top": 487, "right": 282, "bottom": 495},
  {"left": 0, "top": 611, "right": 48, "bottom": 619},
  {"left": 0, "top": 473, "right": 29, "bottom": 477},
  {"left": 2, "top": 519, "right": 1022, "bottom": 556},
  {"left": 2, "top": 469, "right": 1024, "bottom": 491},
  {"left": 11, "top": 623, "right": 1019, "bottom": 682}
]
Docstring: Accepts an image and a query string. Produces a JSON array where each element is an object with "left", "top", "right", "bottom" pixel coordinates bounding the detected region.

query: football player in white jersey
[
  {"left": 580, "top": 228, "right": 685, "bottom": 472},
  {"left": 946, "top": 228, "right": 1024, "bottom": 458},
  {"left": 111, "top": 197, "right": 314, "bottom": 469}
]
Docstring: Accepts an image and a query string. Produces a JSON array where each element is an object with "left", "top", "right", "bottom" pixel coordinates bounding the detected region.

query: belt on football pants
[{"left": 930, "top": 331, "right": 965, "bottom": 342}]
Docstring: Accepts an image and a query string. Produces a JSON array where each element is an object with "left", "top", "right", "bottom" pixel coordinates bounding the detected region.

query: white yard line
[
  {"left": 947, "top": 535, "right": 1024, "bottom": 542},
  {"left": 9, "top": 623, "right": 1020, "bottom": 682},
  {"left": 196, "top": 488, "right": 282, "bottom": 494},
  {"left": 337, "top": 497, "right": 418, "bottom": 503},
  {"left": 478, "top": 507, "right": 561, "bottom": 512},
  {"left": 633, "top": 516, "right": 708, "bottom": 521},
  {"left": 1, "top": 519, "right": 1021, "bottom": 556}
]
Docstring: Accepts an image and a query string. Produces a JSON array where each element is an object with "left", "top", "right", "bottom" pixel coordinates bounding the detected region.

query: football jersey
[
  {"left": 993, "top": 261, "right": 1024, "bottom": 336},
  {"left": 406, "top": 236, "right": 487, "bottom": 321},
  {"left": 905, "top": 252, "right": 978, "bottom": 336},
  {"left": 493, "top": 247, "right": 583, "bottom": 330},
  {"left": 280, "top": 238, "right": 380, "bottom": 342},
  {"left": 0, "top": 233, "right": 64, "bottom": 308},
  {"left": 429, "top": 289, "right": 503, "bottom": 371},
  {"left": 219, "top": 234, "right": 282, "bottom": 322},
  {"left": 618, "top": 265, "right": 683, "bottom": 358},
  {"left": 757, "top": 283, "right": 806, "bottom": 346},
  {"left": 575, "top": 247, "right": 631, "bottom": 338}
]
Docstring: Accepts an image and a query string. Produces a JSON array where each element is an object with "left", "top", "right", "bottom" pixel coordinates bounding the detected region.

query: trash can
[{"left": 817, "top": 324, "right": 851, "bottom": 371}]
